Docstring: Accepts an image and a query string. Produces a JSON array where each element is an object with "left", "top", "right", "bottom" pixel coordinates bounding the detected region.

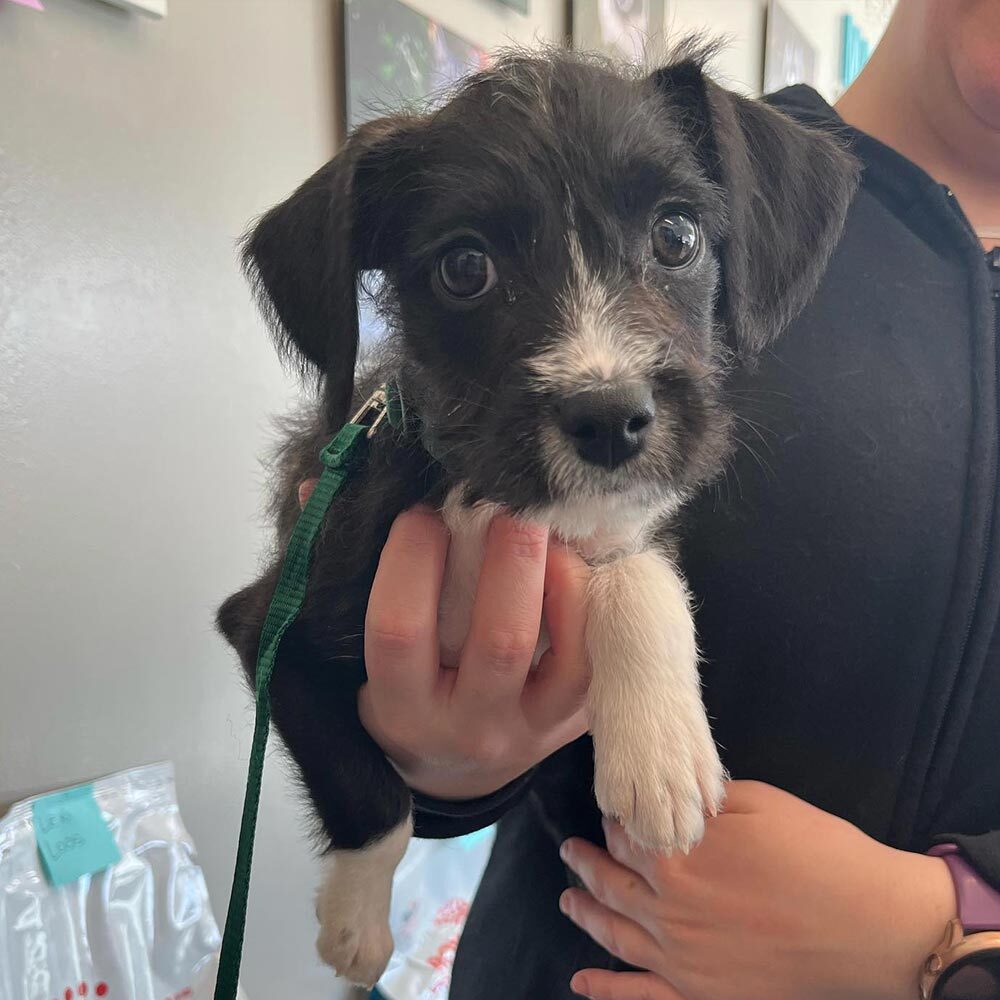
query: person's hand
[
  {"left": 353, "top": 503, "right": 591, "bottom": 800},
  {"left": 559, "top": 780, "right": 956, "bottom": 1000}
]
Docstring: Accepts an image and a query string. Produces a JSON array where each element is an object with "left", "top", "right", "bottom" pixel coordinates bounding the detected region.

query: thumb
[
  {"left": 721, "top": 779, "right": 785, "bottom": 814},
  {"left": 570, "top": 970, "right": 686, "bottom": 1000}
]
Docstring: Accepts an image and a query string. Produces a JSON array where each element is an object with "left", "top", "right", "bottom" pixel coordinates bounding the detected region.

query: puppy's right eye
[
  {"left": 651, "top": 212, "right": 700, "bottom": 269},
  {"left": 436, "top": 247, "right": 497, "bottom": 300}
]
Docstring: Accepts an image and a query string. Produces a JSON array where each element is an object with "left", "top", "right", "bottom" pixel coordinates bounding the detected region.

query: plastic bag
[
  {"left": 375, "top": 826, "right": 496, "bottom": 1000},
  {"left": 0, "top": 762, "right": 243, "bottom": 1000}
]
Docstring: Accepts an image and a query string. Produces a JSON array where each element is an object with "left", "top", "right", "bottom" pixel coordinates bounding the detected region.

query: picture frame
[
  {"left": 97, "top": 0, "right": 167, "bottom": 17},
  {"left": 343, "top": 0, "right": 490, "bottom": 342},
  {"left": 571, "top": 0, "right": 666, "bottom": 63},
  {"left": 762, "top": 0, "right": 818, "bottom": 93},
  {"left": 344, "top": 0, "right": 489, "bottom": 131}
]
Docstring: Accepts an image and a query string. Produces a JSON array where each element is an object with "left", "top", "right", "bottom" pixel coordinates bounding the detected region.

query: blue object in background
[
  {"left": 32, "top": 783, "right": 121, "bottom": 887},
  {"left": 841, "top": 14, "right": 871, "bottom": 90}
]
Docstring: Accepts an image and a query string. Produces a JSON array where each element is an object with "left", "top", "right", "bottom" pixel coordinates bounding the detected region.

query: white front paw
[
  {"left": 594, "top": 715, "right": 724, "bottom": 853},
  {"left": 315, "top": 878, "right": 393, "bottom": 987},
  {"left": 313, "top": 821, "right": 410, "bottom": 986},
  {"left": 687, "top": 704, "right": 727, "bottom": 820}
]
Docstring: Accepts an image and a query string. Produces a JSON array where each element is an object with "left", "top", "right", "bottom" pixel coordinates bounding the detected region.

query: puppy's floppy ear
[
  {"left": 242, "top": 115, "right": 419, "bottom": 423},
  {"left": 651, "top": 57, "right": 860, "bottom": 356}
]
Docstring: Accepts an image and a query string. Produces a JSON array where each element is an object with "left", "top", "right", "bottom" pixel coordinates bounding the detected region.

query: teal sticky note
[{"left": 32, "top": 784, "right": 121, "bottom": 887}]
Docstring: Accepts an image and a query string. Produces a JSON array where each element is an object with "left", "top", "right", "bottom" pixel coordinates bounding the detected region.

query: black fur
[{"left": 218, "top": 49, "right": 858, "bottom": 855}]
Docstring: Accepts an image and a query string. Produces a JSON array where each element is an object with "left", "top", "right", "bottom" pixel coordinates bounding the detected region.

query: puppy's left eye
[
  {"left": 436, "top": 247, "right": 497, "bottom": 300},
  {"left": 651, "top": 212, "right": 700, "bottom": 269}
]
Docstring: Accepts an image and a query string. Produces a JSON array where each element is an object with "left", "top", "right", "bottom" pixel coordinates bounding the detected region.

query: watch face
[{"left": 937, "top": 947, "right": 1000, "bottom": 1000}]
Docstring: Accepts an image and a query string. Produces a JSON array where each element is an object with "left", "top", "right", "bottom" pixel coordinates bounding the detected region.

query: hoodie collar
[{"left": 766, "top": 85, "right": 982, "bottom": 256}]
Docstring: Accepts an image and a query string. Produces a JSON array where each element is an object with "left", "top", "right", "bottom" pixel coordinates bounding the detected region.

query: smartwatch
[{"left": 920, "top": 844, "right": 1000, "bottom": 1000}]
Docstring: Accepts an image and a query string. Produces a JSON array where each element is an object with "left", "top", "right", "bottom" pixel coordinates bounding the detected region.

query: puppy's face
[
  {"left": 243, "top": 52, "right": 859, "bottom": 516},
  {"left": 387, "top": 66, "right": 730, "bottom": 514}
]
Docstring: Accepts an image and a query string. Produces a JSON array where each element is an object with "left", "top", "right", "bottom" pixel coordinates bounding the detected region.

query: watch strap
[{"left": 929, "top": 844, "right": 1000, "bottom": 933}]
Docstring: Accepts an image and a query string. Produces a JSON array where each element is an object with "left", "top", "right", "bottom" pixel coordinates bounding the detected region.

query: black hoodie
[{"left": 413, "top": 86, "right": 1000, "bottom": 999}]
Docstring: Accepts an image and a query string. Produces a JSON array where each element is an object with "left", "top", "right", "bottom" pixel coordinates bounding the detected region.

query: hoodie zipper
[
  {"left": 942, "top": 189, "right": 997, "bottom": 662},
  {"left": 914, "top": 191, "right": 1000, "bottom": 833}
]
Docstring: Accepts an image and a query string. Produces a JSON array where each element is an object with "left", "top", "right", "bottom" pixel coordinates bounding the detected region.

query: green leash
[{"left": 214, "top": 386, "right": 396, "bottom": 1000}]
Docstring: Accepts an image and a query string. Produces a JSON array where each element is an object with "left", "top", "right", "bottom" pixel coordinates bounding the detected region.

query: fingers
[
  {"left": 524, "top": 540, "right": 592, "bottom": 731},
  {"left": 570, "top": 970, "right": 685, "bottom": 1000},
  {"left": 560, "top": 887, "right": 660, "bottom": 973},
  {"left": 364, "top": 506, "right": 450, "bottom": 714},
  {"left": 602, "top": 818, "right": 675, "bottom": 890},
  {"left": 298, "top": 478, "right": 318, "bottom": 509},
  {"left": 561, "top": 837, "right": 657, "bottom": 915},
  {"left": 453, "top": 514, "right": 548, "bottom": 717}
]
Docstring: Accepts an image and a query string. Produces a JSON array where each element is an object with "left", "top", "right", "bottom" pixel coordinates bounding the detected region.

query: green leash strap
[{"left": 215, "top": 386, "right": 399, "bottom": 1000}]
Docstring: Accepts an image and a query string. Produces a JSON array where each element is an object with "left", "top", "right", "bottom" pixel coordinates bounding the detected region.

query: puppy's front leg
[
  {"left": 219, "top": 577, "right": 412, "bottom": 987},
  {"left": 587, "top": 550, "right": 725, "bottom": 852},
  {"left": 315, "top": 817, "right": 411, "bottom": 987}
]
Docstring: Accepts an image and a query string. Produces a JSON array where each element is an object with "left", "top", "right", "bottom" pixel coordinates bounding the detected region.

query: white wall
[
  {"left": 0, "top": 1, "right": 563, "bottom": 998},
  {"left": 662, "top": 0, "right": 892, "bottom": 99},
  {"left": 667, "top": 0, "right": 767, "bottom": 94},
  {"left": 0, "top": 1, "right": 333, "bottom": 996},
  {"left": 781, "top": 0, "right": 892, "bottom": 102}
]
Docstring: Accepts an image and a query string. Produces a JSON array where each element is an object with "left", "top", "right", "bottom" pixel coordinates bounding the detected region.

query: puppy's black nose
[{"left": 557, "top": 385, "right": 655, "bottom": 469}]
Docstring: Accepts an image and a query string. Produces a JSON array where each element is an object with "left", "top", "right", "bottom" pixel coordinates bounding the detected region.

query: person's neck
[{"left": 837, "top": 23, "right": 1000, "bottom": 252}]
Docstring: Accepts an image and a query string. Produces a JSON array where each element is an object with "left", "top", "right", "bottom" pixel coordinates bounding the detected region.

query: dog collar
[
  {"left": 358, "top": 379, "right": 456, "bottom": 470},
  {"left": 344, "top": 381, "right": 407, "bottom": 439}
]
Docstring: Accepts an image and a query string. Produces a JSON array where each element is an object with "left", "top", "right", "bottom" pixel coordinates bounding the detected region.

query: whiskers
[{"left": 712, "top": 410, "right": 778, "bottom": 506}]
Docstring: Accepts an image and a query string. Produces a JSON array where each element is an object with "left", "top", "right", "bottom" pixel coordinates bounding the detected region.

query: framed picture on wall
[
  {"left": 344, "top": 0, "right": 490, "bottom": 130},
  {"left": 98, "top": 0, "right": 167, "bottom": 15},
  {"left": 572, "top": 0, "right": 666, "bottom": 63},
  {"left": 344, "top": 0, "right": 490, "bottom": 342},
  {"left": 763, "top": 0, "right": 818, "bottom": 93}
]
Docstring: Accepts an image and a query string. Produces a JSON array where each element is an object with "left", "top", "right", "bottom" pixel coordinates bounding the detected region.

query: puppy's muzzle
[{"left": 556, "top": 383, "right": 655, "bottom": 470}]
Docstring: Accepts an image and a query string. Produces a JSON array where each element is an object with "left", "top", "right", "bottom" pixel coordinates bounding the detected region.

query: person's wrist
[
  {"left": 358, "top": 685, "right": 527, "bottom": 800},
  {"left": 389, "top": 750, "right": 527, "bottom": 801},
  {"left": 865, "top": 849, "right": 957, "bottom": 1000}
]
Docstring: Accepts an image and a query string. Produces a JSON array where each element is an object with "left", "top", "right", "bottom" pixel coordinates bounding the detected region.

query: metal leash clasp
[{"left": 350, "top": 386, "right": 389, "bottom": 439}]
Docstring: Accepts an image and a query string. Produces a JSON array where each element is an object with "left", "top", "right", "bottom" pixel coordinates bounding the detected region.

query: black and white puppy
[{"left": 218, "top": 49, "right": 858, "bottom": 986}]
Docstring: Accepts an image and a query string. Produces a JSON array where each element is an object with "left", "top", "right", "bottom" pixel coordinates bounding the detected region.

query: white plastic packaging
[
  {"left": 0, "top": 762, "right": 241, "bottom": 1000},
  {"left": 377, "top": 826, "right": 496, "bottom": 1000}
]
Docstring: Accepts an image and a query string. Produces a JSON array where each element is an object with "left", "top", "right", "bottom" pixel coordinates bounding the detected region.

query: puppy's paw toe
[
  {"left": 316, "top": 916, "right": 393, "bottom": 988},
  {"left": 595, "top": 757, "right": 693, "bottom": 853},
  {"left": 595, "top": 736, "right": 722, "bottom": 854},
  {"left": 312, "top": 823, "right": 411, "bottom": 987},
  {"left": 628, "top": 782, "right": 705, "bottom": 854},
  {"left": 692, "top": 731, "right": 727, "bottom": 819},
  {"left": 315, "top": 865, "right": 396, "bottom": 987}
]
